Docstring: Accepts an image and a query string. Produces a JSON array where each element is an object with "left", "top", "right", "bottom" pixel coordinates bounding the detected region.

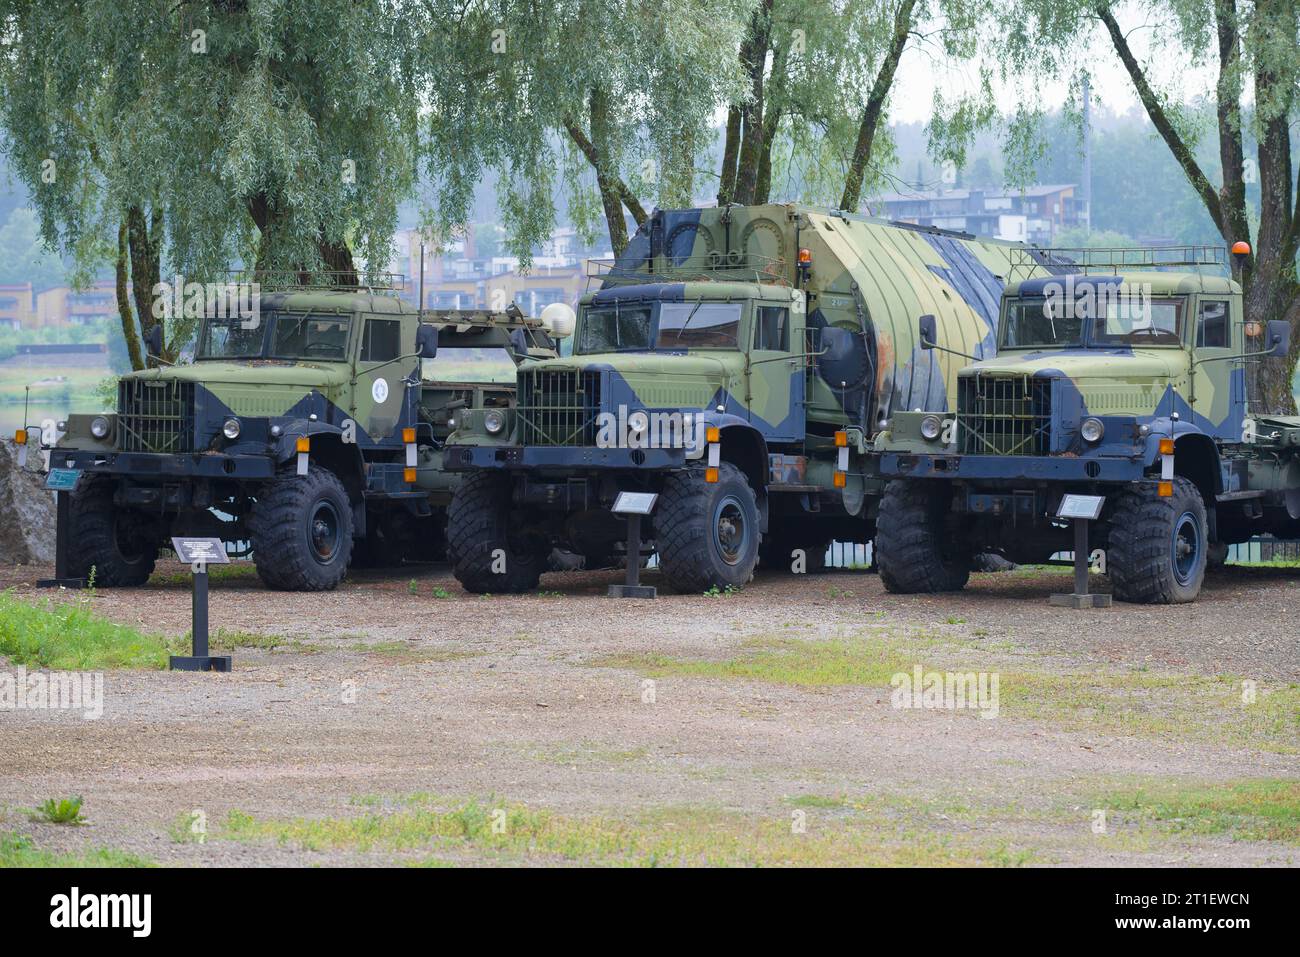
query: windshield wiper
[{"left": 673, "top": 299, "right": 705, "bottom": 342}]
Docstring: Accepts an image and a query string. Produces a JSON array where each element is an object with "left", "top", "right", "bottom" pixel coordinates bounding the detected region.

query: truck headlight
[
  {"left": 1080, "top": 417, "right": 1104, "bottom": 443},
  {"left": 90, "top": 416, "right": 111, "bottom": 439},
  {"left": 222, "top": 417, "right": 242, "bottom": 440},
  {"left": 483, "top": 409, "right": 506, "bottom": 435},
  {"left": 920, "top": 415, "right": 943, "bottom": 441}
]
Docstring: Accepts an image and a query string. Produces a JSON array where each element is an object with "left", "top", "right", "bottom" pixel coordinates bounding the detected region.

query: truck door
[
  {"left": 1191, "top": 296, "right": 1246, "bottom": 439},
  {"left": 353, "top": 314, "right": 416, "bottom": 445},
  {"left": 749, "top": 301, "right": 804, "bottom": 441}
]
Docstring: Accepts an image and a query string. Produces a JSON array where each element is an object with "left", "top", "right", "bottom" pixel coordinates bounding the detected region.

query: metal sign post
[
  {"left": 608, "top": 492, "right": 658, "bottom": 599},
  {"left": 169, "top": 537, "right": 233, "bottom": 672},
  {"left": 37, "top": 468, "right": 86, "bottom": 589},
  {"left": 1048, "top": 494, "right": 1112, "bottom": 609}
]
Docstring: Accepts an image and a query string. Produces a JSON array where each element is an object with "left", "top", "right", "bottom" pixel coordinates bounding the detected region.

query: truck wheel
[
  {"left": 68, "top": 483, "right": 158, "bottom": 587},
  {"left": 250, "top": 466, "right": 354, "bottom": 591},
  {"left": 876, "top": 480, "right": 970, "bottom": 593},
  {"left": 1107, "top": 477, "right": 1206, "bottom": 603},
  {"left": 446, "top": 472, "right": 543, "bottom": 593},
  {"left": 656, "top": 462, "right": 761, "bottom": 593}
]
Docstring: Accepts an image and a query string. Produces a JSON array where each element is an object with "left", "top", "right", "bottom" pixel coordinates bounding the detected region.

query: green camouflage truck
[
  {"left": 874, "top": 247, "right": 1295, "bottom": 603},
  {"left": 49, "top": 282, "right": 564, "bottom": 590},
  {"left": 441, "top": 203, "right": 1053, "bottom": 593}
]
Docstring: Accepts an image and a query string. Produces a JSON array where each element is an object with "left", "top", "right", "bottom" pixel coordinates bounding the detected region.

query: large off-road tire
[
  {"left": 1106, "top": 477, "right": 1207, "bottom": 604},
  {"left": 250, "top": 465, "right": 354, "bottom": 591},
  {"left": 656, "top": 462, "right": 761, "bottom": 593},
  {"left": 67, "top": 483, "right": 158, "bottom": 586},
  {"left": 876, "top": 479, "right": 971, "bottom": 594},
  {"left": 446, "top": 472, "right": 544, "bottom": 593}
]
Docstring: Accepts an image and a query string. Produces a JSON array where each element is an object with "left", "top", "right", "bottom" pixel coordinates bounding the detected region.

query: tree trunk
[
  {"left": 716, "top": 105, "right": 742, "bottom": 206},
  {"left": 127, "top": 205, "right": 166, "bottom": 359},
  {"left": 732, "top": 0, "right": 774, "bottom": 206},
  {"left": 586, "top": 86, "right": 629, "bottom": 257},
  {"left": 840, "top": 0, "right": 917, "bottom": 212},
  {"left": 115, "top": 220, "right": 146, "bottom": 372}
]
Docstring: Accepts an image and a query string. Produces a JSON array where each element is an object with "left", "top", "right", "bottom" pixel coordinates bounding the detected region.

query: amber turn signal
[
  {"left": 833, "top": 471, "right": 847, "bottom": 488},
  {"left": 1159, "top": 438, "right": 1175, "bottom": 456},
  {"left": 296, "top": 436, "right": 310, "bottom": 453},
  {"left": 403, "top": 467, "right": 417, "bottom": 483},
  {"left": 402, "top": 427, "right": 416, "bottom": 443},
  {"left": 834, "top": 430, "right": 848, "bottom": 448},
  {"left": 705, "top": 467, "right": 719, "bottom": 483},
  {"left": 706, "top": 426, "right": 721, "bottom": 444},
  {"left": 1158, "top": 481, "right": 1173, "bottom": 497},
  {"left": 14, "top": 429, "right": 26, "bottom": 445}
]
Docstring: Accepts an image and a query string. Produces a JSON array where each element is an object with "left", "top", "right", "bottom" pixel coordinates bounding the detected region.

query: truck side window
[
  {"left": 1196, "top": 300, "right": 1229, "bottom": 349},
  {"left": 361, "top": 318, "right": 402, "bottom": 362},
  {"left": 755, "top": 306, "right": 789, "bottom": 351}
]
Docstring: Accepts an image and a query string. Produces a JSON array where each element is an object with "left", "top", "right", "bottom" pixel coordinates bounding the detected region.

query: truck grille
[
  {"left": 957, "top": 375, "right": 1051, "bottom": 456},
  {"left": 117, "top": 379, "right": 195, "bottom": 453},
  {"left": 517, "top": 369, "right": 603, "bottom": 446}
]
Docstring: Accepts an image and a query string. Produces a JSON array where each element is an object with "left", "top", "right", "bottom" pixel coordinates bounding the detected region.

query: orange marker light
[
  {"left": 797, "top": 247, "right": 812, "bottom": 264},
  {"left": 833, "top": 471, "right": 847, "bottom": 489},
  {"left": 402, "top": 427, "right": 416, "bottom": 444},
  {"left": 1159, "top": 438, "right": 1175, "bottom": 456},
  {"left": 706, "top": 426, "right": 721, "bottom": 444},
  {"left": 705, "top": 467, "right": 719, "bottom": 484},
  {"left": 834, "top": 431, "right": 848, "bottom": 448},
  {"left": 14, "top": 429, "right": 26, "bottom": 445},
  {"left": 296, "top": 436, "right": 310, "bottom": 453},
  {"left": 1231, "top": 241, "right": 1251, "bottom": 256},
  {"left": 403, "top": 467, "right": 417, "bottom": 484},
  {"left": 1158, "top": 481, "right": 1173, "bottom": 498}
]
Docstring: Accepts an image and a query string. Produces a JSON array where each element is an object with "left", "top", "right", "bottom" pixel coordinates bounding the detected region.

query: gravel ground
[{"left": 1, "top": 559, "right": 1297, "bottom": 867}]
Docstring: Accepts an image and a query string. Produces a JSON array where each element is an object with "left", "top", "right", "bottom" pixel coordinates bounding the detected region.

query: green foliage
[
  {"left": 0, "top": 590, "right": 178, "bottom": 670},
  {"left": 32, "top": 796, "right": 85, "bottom": 825},
  {"left": 0, "top": 831, "right": 152, "bottom": 866},
  {"left": 0, "top": 207, "right": 65, "bottom": 289}
]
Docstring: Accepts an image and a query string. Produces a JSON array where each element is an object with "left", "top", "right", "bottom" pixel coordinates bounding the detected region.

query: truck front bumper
[
  {"left": 51, "top": 448, "right": 278, "bottom": 481},
  {"left": 443, "top": 444, "right": 688, "bottom": 473},
  {"left": 880, "top": 451, "right": 1146, "bottom": 485}
]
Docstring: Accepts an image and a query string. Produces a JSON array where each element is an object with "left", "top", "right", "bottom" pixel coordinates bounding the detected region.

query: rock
[
  {"left": 0, "top": 438, "right": 57, "bottom": 565},
  {"left": 972, "top": 552, "right": 1018, "bottom": 573}
]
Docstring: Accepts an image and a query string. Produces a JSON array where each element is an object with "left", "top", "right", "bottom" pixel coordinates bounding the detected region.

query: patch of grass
[
  {"left": 944, "top": 616, "right": 966, "bottom": 625},
  {"left": 0, "top": 591, "right": 179, "bottom": 670},
  {"left": 149, "top": 562, "right": 257, "bottom": 586},
  {"left": 209, "top": 629, "right": 313, "bottom": 654},
  {"left": 168, "top": 811, "right": 207, "bottom": 845},
  {"left": 597, "top": 634, "right": 1300, "bottom": 753},
  {"left": 703, "top": 584, "right": 740, "bottom": 598},
  {"left": 1099, "top": 779, "right": 1300, "bottom": 844},
  {"left": 432, "top": 587, "right": 452, "bottom": 599},
  {"left": 349, "top": 641, "right": 479, "bottom": 664},
  {"left": 220, "top": 795, "right": 1034, "bottom": 867},
  {"left": 0, "top": 831, "right": 152, "bottom": 867},
  {"left": 31, "top": 796, "right": 85, "bottom": 825}
]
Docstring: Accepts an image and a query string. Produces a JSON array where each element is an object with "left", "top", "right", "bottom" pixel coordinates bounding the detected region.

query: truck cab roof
[{"left": 1005, "top": 271, "right": 1241, "bottom": 297}]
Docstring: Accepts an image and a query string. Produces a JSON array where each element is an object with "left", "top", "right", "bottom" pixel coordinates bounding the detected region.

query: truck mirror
[
  {"left": 918, "top": 314, "right": 937, "bottom": 350},
  {"left": 146, "top": 323, "right": 164, "bottom": 358},
  {"left": 1266, "top": 319, "right": 1290, "bottom": 358},
  {"left": 416, "top": 325, "right": 438, "bottom": 359}
]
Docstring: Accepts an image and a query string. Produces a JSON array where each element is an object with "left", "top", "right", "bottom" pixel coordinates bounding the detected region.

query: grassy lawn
[
  {"left": 597, "top": 632, "right": 1300, "bottom": 754},
  {"left": 0, "top": 831, "right": 152, "bottom": 868},
  {"left": 1098, "top": 779, "right": 1300, "bottom": 844},
  {"left": 0, "top": 590, "right": 180, "bottom": 670},
  {"left": 220, "top": 794, "right": 1035, "bottom": 866}
]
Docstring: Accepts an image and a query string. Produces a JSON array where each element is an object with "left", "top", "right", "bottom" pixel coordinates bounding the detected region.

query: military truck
[
  {"left": 49, "top": 279, "right": 567, "bottom": 590},
  {"left": 441, "top": 203, "right": 1054, "bottom": 593},
  {"left": 874, "top": 246, "right": 1295, "bottom": 603}
]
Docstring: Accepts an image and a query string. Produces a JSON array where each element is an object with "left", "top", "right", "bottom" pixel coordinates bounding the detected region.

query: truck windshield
[
  {"left": 576, "top": 301, "right": 742, "bottom": 354},
  {"left": 197, "top": 311, "right": 351, "bottom": 361},
  {"left": 420, "top": 347, "right": 517, "bottom": 384},
  {"left": 1001, "top": 297, "right": 1185, "bottom": 349}
]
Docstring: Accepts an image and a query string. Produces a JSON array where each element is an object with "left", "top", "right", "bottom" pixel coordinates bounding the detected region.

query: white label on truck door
[{"left": 371, "top": 378, "right": 389, "bottom": 403}]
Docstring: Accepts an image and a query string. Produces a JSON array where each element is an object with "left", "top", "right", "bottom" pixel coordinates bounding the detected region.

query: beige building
[
  {"left": 0, "top": 283, "right": 33, "bottom": 330},
  {"left": 33, "top": 280, "right": 118, "bottom": 329}
]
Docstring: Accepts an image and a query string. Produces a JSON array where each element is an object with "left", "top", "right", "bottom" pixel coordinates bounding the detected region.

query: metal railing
[
  {"left": 1008, "top": 245, "right": 1227, "bottom": 281},
  {"left": 587, "top": 253, "right": 790, "bottom": 289}
]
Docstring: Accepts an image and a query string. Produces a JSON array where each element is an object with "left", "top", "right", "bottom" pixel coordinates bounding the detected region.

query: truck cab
[
  {"left": 877, "top": 259, "right": 1295, "bottom": 603},
  {"left": 50, "top": 284, "right": 557, "bottom": 590}
]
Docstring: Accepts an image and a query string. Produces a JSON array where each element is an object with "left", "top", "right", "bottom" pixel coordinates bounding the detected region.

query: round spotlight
[
  {"left": 90, "top": 416, "right": 111, "bottom": 439},
  {"left": 483, "top": 409, "right": 506, "bottom": 435},
  {"left": 222, "top": 417, "right": 242, "bottom": 440},
  {"left": 919, "top": 415, "right": 943, "bottom": 441},
  {"left": 1080, "top": 417, "right": 1105, "bottom": 443}
]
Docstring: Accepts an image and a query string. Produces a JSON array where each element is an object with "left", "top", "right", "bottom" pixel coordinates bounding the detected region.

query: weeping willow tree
[{"left": 0, "top": 0, "right": 421, "bottom": 366}]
